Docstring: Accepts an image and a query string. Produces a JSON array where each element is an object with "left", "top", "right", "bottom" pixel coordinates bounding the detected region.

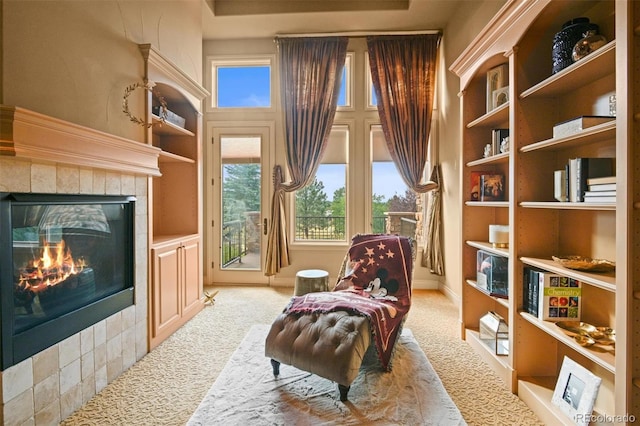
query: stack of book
[
  {"left": 583, "top": 175, "right": 616, "bottom": 203},
  {"left": 554, "top": 157, "right": 615, "bottom": 202},
  {"left": 523, "top": 267, "right": 582, "bottom": 321}
]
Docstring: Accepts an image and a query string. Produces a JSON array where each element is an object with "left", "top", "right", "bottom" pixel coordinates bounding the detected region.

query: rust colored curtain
[
  {"left": 366, "top": 34, "right": 440, "bottom": 193},
  {"left": 367, "top": 34, "right": 443, "bottom": 274},
  {"left": 422, "top": 164, "right": 444, "bottom": 275},
  {"left": 265, "top": 37, "right": 348, "bottom": 276}
]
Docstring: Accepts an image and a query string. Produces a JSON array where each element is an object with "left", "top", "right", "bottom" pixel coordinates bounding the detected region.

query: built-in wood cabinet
[
  {"left": 139, "top": 44, "right": 209, "bottom": 350},
  {"left": 451, "top": 0, "right": 638, "bottom": 422},
  {"left": 150, "top": 235, "right": 202, "bottom": 347}
]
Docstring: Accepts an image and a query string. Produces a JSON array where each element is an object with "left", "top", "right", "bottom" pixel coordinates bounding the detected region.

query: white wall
[
  {"left": 438, "top": 0, "right": 507, "bottom": 304},
  {"left": 2, "top": 0, "right": 202, "bottom": 142}
]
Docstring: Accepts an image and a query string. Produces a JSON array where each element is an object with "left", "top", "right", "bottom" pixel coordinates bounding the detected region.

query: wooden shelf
[
  {"left": 520, "top": 257, "right": 615, "bottom": 292},
  {"left": 465, "top": 201, "right": 509, "bottom": 208},
  {"left": 466, "top": 279, "right": 510, "bottom": 308},
  {"left": 519, "top": 312, "right": 615, "bottom": 373},
  {"left": 520, "top": 201, "right": 616, "bottom": 211},
  {"left": 466, "top": 102, "right": 509, "bottom": 128},
  {"left": 520, "top": 121, "right": 616, "bottom": 153},
  {"left": 519, "top": 40, "right": 615, "bottom": 99},
  {"left": 152, "top": 115, "right": 195, "bottom": 136},
  {"left": 158, "top": 150, "right": 195, "bottom": 164},
  {"left": 466, "top": 240, "right": 509, "bottom": 257},
  {"left": 452, "top": 1, "right": 631, "bottom": 417},
  {"left": 467, "top": 152, "right": 509, "bottom": 167}
]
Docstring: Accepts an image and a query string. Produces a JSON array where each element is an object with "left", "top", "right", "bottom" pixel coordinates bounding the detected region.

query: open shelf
[
  {"left": 158, "top": 150, "right": 195, "bottom": 164},
  {"left": 467, "top": 102, "right": 509, "bottom": 128},
  {"left": 520, "top": 121, "right": 616, "bottom": 153},
  {"left": 520, "top": 201, "right": 615, "bottom": 211},
  {"left": 519, "top": 312, "right": 615, "bottom": 373},
  {"left": 466, "top": 152, "right": 509, "bottom": 167},
  {"left": 466, "top": 240, "right": 509, "bottom": 257},
  {"left": 465, "top": 201, "right": 509, "bottom": 208},
  {"left": 466, "top": 279, "right": 509, "bottom": 308},
  {"left": 519, "top": 41, "right": 615, "bottom": 99},
  {"left": 520, "top": 257, "right": 615, "bottom": 292},
  {"left": 152, "top": 114, "right": 195, "bottom": 136}
]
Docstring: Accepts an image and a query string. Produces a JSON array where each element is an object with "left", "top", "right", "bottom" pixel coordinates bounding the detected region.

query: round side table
[{"left": 294, "top": 269, "right": 330, "bottom": 296}]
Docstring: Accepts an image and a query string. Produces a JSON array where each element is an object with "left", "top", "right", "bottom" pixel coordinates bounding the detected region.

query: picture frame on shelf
[
  {"left": 486, "top": 64, "right": 507, "bottom": 112},
  {"left": 552, "top": 356, "right": 602, "bottom": 426},
  {"left": 492, "top": 86, "right": 509, "bottom": 110}
]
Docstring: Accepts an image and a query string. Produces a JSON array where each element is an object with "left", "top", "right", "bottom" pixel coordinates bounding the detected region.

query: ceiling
[{"left": 202, "top": 0, "right": 463, "bottom": 40}]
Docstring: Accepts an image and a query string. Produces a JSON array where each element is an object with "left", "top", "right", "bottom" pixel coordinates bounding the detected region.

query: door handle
[{"left": 263, "top": 218, "right": 268, "bottom": 235}]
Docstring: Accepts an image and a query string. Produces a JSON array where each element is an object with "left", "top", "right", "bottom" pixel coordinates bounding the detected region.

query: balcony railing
[
  {"left": 294, "top": 216, "right": 389, "bottom": 240},
  {"left": 222, "top": 220, "right": 247, "bottom": 267}
]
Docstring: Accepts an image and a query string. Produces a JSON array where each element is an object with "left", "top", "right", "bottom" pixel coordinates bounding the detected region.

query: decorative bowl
[{"left": 552, "top": 255, "right": 615, "bottom": 272}]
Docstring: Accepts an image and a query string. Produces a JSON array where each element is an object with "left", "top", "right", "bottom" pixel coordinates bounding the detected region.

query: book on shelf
[
  {"left": 552, "top": 115, "right": 615, "bottom": 139},
  {"left": 491, "top": 128, "right": 509, "bottom": 155},
  {"left": 537, "top": 272, "right": 581, "bottom": 322},
  {"left": 584, "top": 190, "right": 616, "bottom": 197},
  {"left": 480, "top": 174, "right": 505, "bottom": 201},
  {"left": 523, "top": 267, "right": 542, "bottom": 316},
  {"left": 567, "top": 158, "right": 614, "bottom": 202},
  {"left": 554, "top": 169, "right": 568, "bottom": 202},
  {"left": 584, "top": 195, "right": 616, "bottom": 203},
  {"left": 588, "top": 183, "right": 616, "bottom": 192},
  {"left": 587, "top": 175, "right": 615, "bottom": 185},
  {"left": 470, "top": 170, "right": 491, "bottom": 201}
]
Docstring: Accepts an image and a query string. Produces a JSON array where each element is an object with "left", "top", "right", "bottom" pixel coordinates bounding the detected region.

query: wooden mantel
[{"left": 0, "top": 105, "right": 161, "bottom": 176}]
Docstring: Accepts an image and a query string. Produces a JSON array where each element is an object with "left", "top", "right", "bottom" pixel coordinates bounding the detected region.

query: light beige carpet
[
  {"left": 61, "top": 287, "right": 544, "bottom": 425},
  {"left": 187, "top": 325, "right": 465, "bottom": 425}
]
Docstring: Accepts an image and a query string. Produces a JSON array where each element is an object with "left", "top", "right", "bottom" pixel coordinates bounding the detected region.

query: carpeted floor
[{"left": 61, "top": 287, "right": 544, "bottom": 425}]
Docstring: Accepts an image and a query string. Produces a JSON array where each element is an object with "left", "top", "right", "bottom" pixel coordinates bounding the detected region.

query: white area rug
[{"left": 187, "top": 324, "right": 466, "bottom": 425}]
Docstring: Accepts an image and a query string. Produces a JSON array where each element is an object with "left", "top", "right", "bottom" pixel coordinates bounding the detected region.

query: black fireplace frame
[{"left": 0, "top": 192, "right": 136, "bottom": 370}]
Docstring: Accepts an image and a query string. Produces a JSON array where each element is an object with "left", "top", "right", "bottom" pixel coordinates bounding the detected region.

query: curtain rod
[{"left": 275, "top": 29, "right": 441, "bottom": 38}]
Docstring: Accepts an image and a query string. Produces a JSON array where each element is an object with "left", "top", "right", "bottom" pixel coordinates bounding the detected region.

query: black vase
[{"left": 552, "top": 17, "right": 599, "bottom": 74}]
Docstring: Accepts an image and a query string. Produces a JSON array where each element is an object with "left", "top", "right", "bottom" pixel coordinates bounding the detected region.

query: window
[
  {"left": 337, "top": 53, "right": 354, "bottom": 109},
  {"left": 365, "top": 52, "right": 378, "bottom": 109},
  {"left": 370, "top": 125, "right": 416, "bottom": 235},
  {"left": 294, "top": 125, "right": 348, "bottom": 241},
  {"left": 209, "top": 57, "right": 273, "bottom": 109}
]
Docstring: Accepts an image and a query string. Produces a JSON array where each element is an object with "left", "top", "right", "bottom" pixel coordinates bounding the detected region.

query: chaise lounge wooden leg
[
  {"left": 270, "top": 359, "right": 280, "bottom": 376},
  {"left": 338, "top": 384, "right": 350, "bottom": 401}
]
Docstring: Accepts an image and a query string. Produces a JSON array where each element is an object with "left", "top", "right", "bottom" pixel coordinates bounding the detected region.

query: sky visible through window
[{"left": 218, "top": 66, "right": 406, "bottom": 200}]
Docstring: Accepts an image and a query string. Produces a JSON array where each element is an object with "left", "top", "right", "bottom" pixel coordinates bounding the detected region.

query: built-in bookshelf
[{"left": 450, "top": 0, "right": 638, "bottom": 422}]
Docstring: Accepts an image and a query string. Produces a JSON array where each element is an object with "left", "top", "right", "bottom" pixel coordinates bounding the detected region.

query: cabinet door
[
  {"left": 181, "top": 236, "right": 202, "bottom": 318},
  {"left": 151, "top": 241, "right": 182, "bottom": 341}
]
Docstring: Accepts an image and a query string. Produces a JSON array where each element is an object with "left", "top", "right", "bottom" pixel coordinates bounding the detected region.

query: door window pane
[{"left": 221, "top": 136, "right": 261, "bottom": 269}]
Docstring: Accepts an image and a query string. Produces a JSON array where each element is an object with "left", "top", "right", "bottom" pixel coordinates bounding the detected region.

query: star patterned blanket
[{"left": 285, "top": 234, "right": 413, "bottom": 370}]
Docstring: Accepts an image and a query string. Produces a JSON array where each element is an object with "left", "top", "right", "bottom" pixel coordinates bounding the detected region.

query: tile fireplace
[{"left": 0, "top": 105, "right": 160, "bottom": 424}]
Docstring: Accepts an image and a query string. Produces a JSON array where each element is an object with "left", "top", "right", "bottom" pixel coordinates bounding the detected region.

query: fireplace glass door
[{"left": 1, "top": 193, "right": 135, "bottom": 368}]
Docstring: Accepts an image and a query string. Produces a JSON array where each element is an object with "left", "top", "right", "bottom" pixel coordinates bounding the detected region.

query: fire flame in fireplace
[{"left": 18, "top": 239, "right": 86, "bottom": 292}]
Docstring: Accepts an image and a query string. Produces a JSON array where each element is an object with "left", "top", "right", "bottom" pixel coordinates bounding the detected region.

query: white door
[{"left": 206, "top": 123, "right": 274, "bottom": 285}]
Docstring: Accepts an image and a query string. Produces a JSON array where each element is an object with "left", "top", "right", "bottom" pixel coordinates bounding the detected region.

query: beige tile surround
[{"left": 0, "top": 157, "right": 149, "bottom": 425}]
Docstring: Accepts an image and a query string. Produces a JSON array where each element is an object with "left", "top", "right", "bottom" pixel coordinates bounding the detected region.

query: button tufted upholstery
[
  {"left": 265, "top": 234, "right": 415, "bottom": 401},
  {"left": 265, "top": 310, "right": 370, "bottom": 387}
]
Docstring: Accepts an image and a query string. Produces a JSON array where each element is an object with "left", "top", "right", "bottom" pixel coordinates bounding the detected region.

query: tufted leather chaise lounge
[
  {"left": 265, "top": 234, "right": 414, "bottom": 401},
  {"left": 265, "top": 310, "right": 371, "bottom": 401}
]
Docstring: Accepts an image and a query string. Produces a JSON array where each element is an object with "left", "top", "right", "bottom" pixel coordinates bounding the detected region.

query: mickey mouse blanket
[{"left": 284, "top": 234, "right": 413, "bottom": 370}]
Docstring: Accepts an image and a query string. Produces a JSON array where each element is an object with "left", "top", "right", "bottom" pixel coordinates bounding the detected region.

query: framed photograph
[
  {"left": 552, "top": 356, "right": 602, "bottom": 426},
  {"left": 486, "top": 64, "right": 507, "bottom": 112},
  {"left": 492, "top": 86, "right": 509, "bottom": 109}
]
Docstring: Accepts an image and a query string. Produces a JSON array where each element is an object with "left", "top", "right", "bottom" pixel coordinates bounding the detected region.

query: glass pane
[
  {"left": 337, "top": 66, "right": 347, "bottom": 106},
  {"left": 296, "top": 164, "right": 346, "bottom": 241},
  {"left": 217, "top": 66, "right": 270, "bottom": 108},
  {"left": 221, "top": 136, "right": 261, "bottom": 270},
  {"left": 295, "top": 126, "right": 348, "bottom": 241},
  {"left": 370, "top": 126, "right": 416, "bottom": 235}
]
